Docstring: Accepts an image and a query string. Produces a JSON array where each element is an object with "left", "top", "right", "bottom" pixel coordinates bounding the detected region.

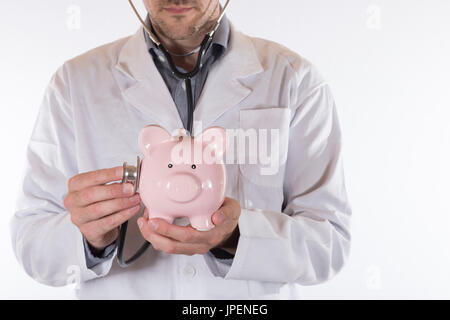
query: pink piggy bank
[{"left": 138, "top": 125, "right": 227, "bottom": 231}]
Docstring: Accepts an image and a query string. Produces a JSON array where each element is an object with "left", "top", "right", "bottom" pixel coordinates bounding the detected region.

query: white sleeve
[
  {"left": 9, "top": 65, "right": 115, "bottom": 287},
  {"left": 222, "top": 82, "right": 352, "bottom": 285}
]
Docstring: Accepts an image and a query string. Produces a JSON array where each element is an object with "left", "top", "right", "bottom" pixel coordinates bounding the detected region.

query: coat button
[{"left": 183, "top": 265, "right": 196, "bottom": 278}]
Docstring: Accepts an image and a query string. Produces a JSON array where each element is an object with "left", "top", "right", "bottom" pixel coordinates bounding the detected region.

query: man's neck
[{"left": 152, "top": 26, "right": 207, "bottom": 72}]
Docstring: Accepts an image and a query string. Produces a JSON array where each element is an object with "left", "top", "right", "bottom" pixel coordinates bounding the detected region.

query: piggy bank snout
[{"left": 166, "top": 173, "right": 201, "bottom": 203}]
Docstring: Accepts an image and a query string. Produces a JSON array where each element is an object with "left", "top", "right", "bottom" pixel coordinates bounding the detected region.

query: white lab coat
[{"left": 10, "top": 22, "right": 352, "bottom": 299}]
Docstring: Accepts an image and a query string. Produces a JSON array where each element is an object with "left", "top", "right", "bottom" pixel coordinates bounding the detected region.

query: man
[{"left": 10, "top": 0, "right": 352, "bottom": 299}]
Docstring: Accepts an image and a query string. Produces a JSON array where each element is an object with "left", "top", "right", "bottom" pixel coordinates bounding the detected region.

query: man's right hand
[{"left": 64, "top": 166, "right": 142, "bottom": 253}]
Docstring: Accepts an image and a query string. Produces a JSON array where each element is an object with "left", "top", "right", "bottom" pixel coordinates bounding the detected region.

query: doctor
[{"left": 11, "top": 0, "right": 352, "bottom": 299}]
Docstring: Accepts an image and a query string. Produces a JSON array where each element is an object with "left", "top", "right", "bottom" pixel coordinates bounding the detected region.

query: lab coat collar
[{"left": 114, "top": 21, "right": 264, "bottom": 136}]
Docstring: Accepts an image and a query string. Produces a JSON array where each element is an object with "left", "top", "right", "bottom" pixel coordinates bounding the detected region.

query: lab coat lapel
[
  {"left": 114, "top": 29, "right": 184, "bottom": 132},
  {"left": 193, "top": 22, "right": 263, "bottom": 136}
]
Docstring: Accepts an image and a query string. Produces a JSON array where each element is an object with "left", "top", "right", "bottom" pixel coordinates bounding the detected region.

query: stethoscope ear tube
[{"left": 117, "top": 156, "right": 152, "bottom": 268}]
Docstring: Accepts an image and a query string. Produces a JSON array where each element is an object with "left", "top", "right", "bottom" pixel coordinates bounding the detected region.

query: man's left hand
[{"left": 137, "top": 197, "right": 241, "bottom": 256}]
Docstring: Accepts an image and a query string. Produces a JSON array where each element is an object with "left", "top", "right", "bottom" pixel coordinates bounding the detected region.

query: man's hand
[
  {"left": 137, "top": 197, "right": 241, "bottom": 256},
  {"left": 64, "top": 166, "right": 142, "bottom": 252}
]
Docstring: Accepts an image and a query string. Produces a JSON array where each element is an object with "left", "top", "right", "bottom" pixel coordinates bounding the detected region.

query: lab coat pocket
[{"left": 237, "top": 107, "right": 291, "bottom": 189}]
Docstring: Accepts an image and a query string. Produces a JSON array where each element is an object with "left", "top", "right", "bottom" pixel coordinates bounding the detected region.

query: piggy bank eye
[
  {"left": 191, "top": 164, "right": 196, "bottom": 169},
  {"left": 168, "top": 163, "right": 173, "bottom": 168}
]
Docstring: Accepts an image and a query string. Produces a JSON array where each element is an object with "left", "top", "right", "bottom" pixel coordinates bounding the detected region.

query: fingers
[
  {"left": 65, "top": 166, "right": 140, "bottom": 251},
  {"left": 68, "top": 166, "right": 123, "bottom": 192},
  {"left": 136, "top": 198, "right": 242, "bottom": 256},
  {"left": 137, "top": 218, "right": 210, "bottom": 255},
  {"left": 72, "top": 182, "right": 135, "bottom": 207},
  {"left": 78, "top": 193, "right": 141, "bottom": 224},
  {"left": 148, "top": 218, "right": 212, "bottom": 244},
  {"left": 84, "top": 203, "right": 142, "bottom": 239}
]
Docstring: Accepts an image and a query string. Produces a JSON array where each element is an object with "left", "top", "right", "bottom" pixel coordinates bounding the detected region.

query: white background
[{"left": 1, "top": 0, "right": 449, "bottom": 299}]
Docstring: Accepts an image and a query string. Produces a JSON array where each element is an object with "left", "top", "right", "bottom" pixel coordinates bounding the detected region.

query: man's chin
[{"left": 161, "top": 25, "right": 198, "bottom": 40}]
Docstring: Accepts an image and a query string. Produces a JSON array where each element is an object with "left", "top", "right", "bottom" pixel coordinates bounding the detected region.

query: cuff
[
  {"left": 204, "top": 251, "right": 234, "bottom": 278},
  {"left": 210, "top": 247, "right": 235, "bottom": 260},
  {"left": 82, "top": 237, "right": 117, "bottom": 269},
  {"left": 223, "top": 208, "right": 271, "bottom": 281},
  {"left": 75, "top": 229, "right": 116, "bottom": 281},
  {"left": 203, "top": 224, "right": 242, "bottom": 278}
]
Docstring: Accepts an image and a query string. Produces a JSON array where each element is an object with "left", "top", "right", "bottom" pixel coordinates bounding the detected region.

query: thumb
[{"left": 211, "top": 210, "right": 225, "bottom": 226}]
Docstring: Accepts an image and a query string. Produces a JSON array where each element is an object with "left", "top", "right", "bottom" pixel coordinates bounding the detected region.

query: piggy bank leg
[{"left": 190, "top": 215, "right": 214, "bottom": 231}]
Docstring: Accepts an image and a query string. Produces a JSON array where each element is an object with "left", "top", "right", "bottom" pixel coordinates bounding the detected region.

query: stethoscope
[
  {"left": 128, "top": 0, "right": 230, "bottom": 136},
  {"left": 117, "top": 0, "right": 231, "bottom": 267}
]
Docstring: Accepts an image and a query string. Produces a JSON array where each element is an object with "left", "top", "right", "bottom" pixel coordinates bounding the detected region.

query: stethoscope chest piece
[{"left": 122, "top": 156, "right": 141, "bottom": 194}]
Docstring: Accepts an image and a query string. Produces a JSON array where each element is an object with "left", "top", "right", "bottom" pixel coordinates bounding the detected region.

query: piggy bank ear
[
  {"left": 138, "top": 125, "right": 171, "bottom": 155},
  {"left": 195, "top": 126, "right": 227, "bottom": 161}
]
